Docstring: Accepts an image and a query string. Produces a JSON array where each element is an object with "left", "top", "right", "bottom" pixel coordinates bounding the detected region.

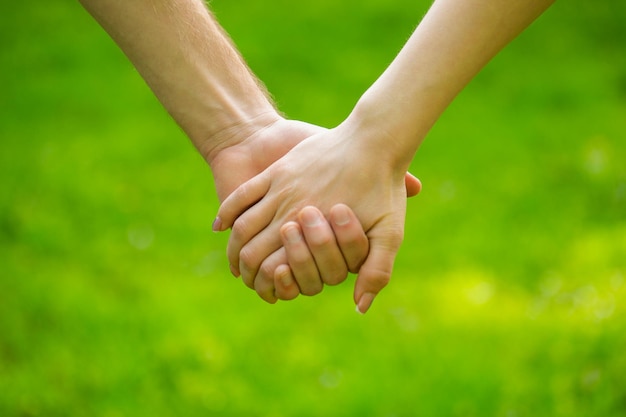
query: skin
[
  {"left": 267, "top": 204, "right": 371, "bottom": 302},
  {"left": 216, "top": 0, "right": 556, "bottom": 313},
  {"left": 78, "top": 0, "right": 421, "bottom": 303}
]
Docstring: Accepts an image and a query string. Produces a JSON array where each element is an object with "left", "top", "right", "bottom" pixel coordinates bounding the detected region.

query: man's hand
[{"left": 206, "top": 117, "right": 322, "bottom": 202}]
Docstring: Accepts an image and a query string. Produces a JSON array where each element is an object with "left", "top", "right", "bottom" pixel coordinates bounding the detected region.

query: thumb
[
  {"left": 404, "top": 172, "right": 422, "bottom": 198},
  {"left": 214, "top": 169, "right": 271, "bottom": 231},
  {"left": 354, "top": 224, "right": 403, "bottom": 314}
]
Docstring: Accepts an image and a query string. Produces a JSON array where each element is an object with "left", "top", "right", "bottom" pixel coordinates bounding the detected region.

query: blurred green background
[{"left": 1, "top": 0, "right": 625, "bottom": 416}]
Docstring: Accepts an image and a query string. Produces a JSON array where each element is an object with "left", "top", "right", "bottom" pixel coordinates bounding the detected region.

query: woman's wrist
[{"left": 340, "top": 94, "right": 424, "bottom": 176}]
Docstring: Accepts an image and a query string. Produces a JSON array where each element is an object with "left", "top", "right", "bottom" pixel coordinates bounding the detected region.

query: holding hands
[
  {"left": 81, "top": 0, "right": 553, "bottom": 313},
  {"left": 210, "top": 0, "right": 554, "bottom": 311},
  {"left": 208, "top": 114, "right": 421, "bottom": 310},
  {"left": 215, "top": 120, "right": 417, "bottom": 313},
  {"left": 207, "top": 115, "right": 421, "bottom": 312}
]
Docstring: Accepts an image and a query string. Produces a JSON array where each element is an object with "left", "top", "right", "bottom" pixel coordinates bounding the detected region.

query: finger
[
  {"left": 253, "top": 248, "right": 287, "bottom": 304},
  {"left": 280, "top": 221, "right": 323, "bottom": 296},
  {"left": 297, "top": 206, "right": 348, "bottom": 286},
  {"left": 238, "top": 218, "right": 283, "bottom": 290},
  {"left": 274, "top": 263, "right": 300, "bottom": 301},
  {"left": 404, "top": 172, "right": 422, "bottom": 198},
  {"left": 226, "top": 197, "right": 277, "bottom": 279},
  {"left": 354, "top": 222, "right": 404, "bottom": 314},
  {"left": 328, "top": 204, "right": 369, "bottom": 273},
  {"left": 213, "top": 170, "right": 271, "bottom": 231}
]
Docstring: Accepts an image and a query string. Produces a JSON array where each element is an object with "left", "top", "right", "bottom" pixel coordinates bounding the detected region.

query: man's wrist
[{"left": 200, "top": 109, "right": 282, "bottom": 165}]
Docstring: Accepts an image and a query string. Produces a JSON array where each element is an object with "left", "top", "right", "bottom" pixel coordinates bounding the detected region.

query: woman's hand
[
  {"left": 272, "top": 204, "right": 371, "bottom": 302},
  {"left": 215, "top": 122, "right": 411, "bottom": 313}
]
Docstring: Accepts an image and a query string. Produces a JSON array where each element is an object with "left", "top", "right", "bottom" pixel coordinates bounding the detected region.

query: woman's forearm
[
  {"left": 345, "top": 0, "right": 555, "bottom": 170},
  {"left": 78, "top": 0, "right": 278, "bottom": 160}
]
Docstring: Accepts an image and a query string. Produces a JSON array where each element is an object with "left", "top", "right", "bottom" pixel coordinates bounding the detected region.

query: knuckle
[
  {"left": 347, "top": 262, "right": 362, "bottom": 275},
  {"left": 368, "top": 270, "right": 391, "bottom": 290},
  {"left": 300, "top": 283, "right": 323, "bottom": 297},
  {"left": 239, "top": 247, "right": 260, "bottom": 274},
  {"left": 241, "top": 273, "right": 255, "bottom": 290},
  {"left": 323, "top": 268, "right": 348, "bottom": 286},
  {"left": 255, "top": 277, "right": 276, "bottom": 304},
  {"left": 235, "top": 181, "right": 253, "bottom": 205},
  {"left": 231, "top": 217, "right": 250, "bottom": 241},
  {"left": 286, "top": 249, "right": 311, "bottom": 269},
  {"left": 258, "top": 290, "right": 277, "bottom": 304},
  {"left": 258, "top": 261, "right": 276, "bottom": 280},
  {"left": 289, "top": 255, "right": 310, "bottom": 269},
  {"left": 384, "top": 226, "right": 404, "bottom": 252},
  {"left": 345, "top": 245, "right": 369, "bottom": 273},
  {"left": 360, "top": 261, "right": 394, "bottom": 292},
  {"left": 324, "top": 274, "right": 348, "bottom": 286},
  {"left": 308, "top": 232, "right": 335, "bottom": 249},
  {"left": 275, "top": 285, "right": 299, "bottom": 301}
]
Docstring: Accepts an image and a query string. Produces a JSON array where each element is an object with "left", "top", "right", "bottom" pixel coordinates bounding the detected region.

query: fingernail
[
  {"left": 283, "top": 225, "right": 302, "bottom": 244},
  {"left": 300, "top": 208, "right": 322, "bottom": 228},
  {"left": 229, "top": 263, "right": 240, "bottom": 277},
  {"left": 356, "top": 292, "right": 376, "bottom": 314},
  {"left": 332, "top": 205, "right": 350, "bottom": 226},
  {"left": 212, "top": 217, "right": 222, "bottom": 232}
]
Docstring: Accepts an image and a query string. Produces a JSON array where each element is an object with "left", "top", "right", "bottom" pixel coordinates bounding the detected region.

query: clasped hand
[{"left": 212, "top": 119, "right": 420, "bottom": 314}]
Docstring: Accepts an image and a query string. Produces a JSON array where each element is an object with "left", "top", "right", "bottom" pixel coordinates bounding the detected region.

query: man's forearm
[
  {"left": 79, "top": 0, "right": 278, "bottom": 160},
  {"left": 346, "top": 0, "right": 555, "bottom": 171}
]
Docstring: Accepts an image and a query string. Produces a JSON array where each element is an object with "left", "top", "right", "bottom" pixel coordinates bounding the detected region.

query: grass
[{"left": 1, "top": 0, "right": 625, "bottom": 416}]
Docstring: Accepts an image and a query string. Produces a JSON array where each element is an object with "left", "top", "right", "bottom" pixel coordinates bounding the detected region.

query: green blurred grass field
[{"left": 1, "top": 1, "right": 625, "bottom": 416}]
